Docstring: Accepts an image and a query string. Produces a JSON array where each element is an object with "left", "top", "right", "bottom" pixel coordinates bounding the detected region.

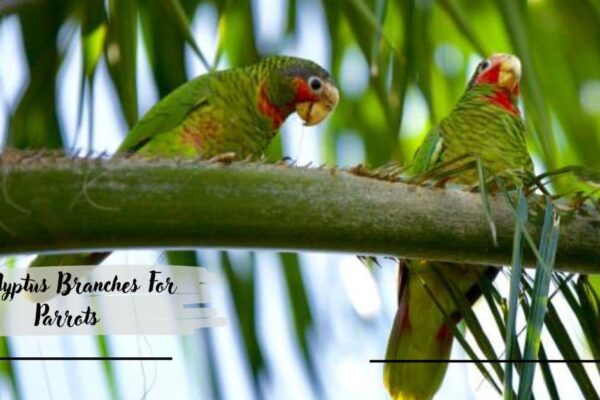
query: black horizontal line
[
  {"left": 370, "top": 359, "right": 600, "bottom": 364},
  {"left": 0, "top": 357, "right": 172, "bottom": 361}
]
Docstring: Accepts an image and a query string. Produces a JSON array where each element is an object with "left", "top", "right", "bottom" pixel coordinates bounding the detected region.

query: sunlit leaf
[
  {"left": 519, "top": 294, "right": 560, "bottom": 400},
  {"left": 159, "top": 0, "right": 210, "bottom": 70},
  {"left": 503, "top": 189, "right": 527, "bottom": 399},
  {"left": 7, "top": 0, "right": 67, "bottom": 149},
  {"left": 138, "top": 0, "right": 189, "bottom": 96},
  {"left": 574, "top": 276, "right": 600, "bottom": 370},
  {"left": 75, "top": 0, "right": 107, "bottom": 149},
  {"left": 495, "top": 0, "right": 556, "bottom": 165},
  {"left": 106, "top": 0, "right": 138, "bottom": 127},
  {"left": 279, "top": 253, "right": 321, "bottom": 393},
  {"left": 436, "top": 0, "right": 487, "bottom": 56},
  {"left": 96, "top": 336, "right": 119, "bottom": 400},
  {"left": 521, "top": 278, "right": 599, "bottom": 400},
  {"left": 0, "top": 338, "right": 19, "bottom": 400},
  {"left": 220, "top": 252, "right": 267, "bottom": 398},
  {"left": 217, "top": 0, "right": 259, "bottom": 66},
  {"left": 518, "top": 199, "right": 559, "bottom": 400}
]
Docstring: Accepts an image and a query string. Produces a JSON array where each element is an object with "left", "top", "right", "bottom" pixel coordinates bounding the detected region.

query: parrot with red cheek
[
  {"left": 29, "top": 56, "right": 339, "bottom": 267},
  {"left": 119, "top": 55, "right": 339, "bottom": 158},
  {"left": 384, "top": 53, "right": 533, "bottom": 400}
]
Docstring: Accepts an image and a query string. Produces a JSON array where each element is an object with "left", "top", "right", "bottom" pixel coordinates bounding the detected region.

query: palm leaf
[
  {"left": 521, "top": 277, "right": 599, "bottom": 399},
  {"left": 159, "top": 0, "right": 210, "bottom": 70},
  {"left": 503, "top": 189, "right": 527, "bottom": 399},
  {"left": 220, "top": 251, "right": 267, "bottom": 398},
  {"left": 7, "top": 0, "right": 66, "bottom": 149},
  {"left": 494, "top": 0, "right": 555, "bottom": 164},
  {"left": 0, "top": 338, "right": 20, "bottom": 400},
  {"left": 435, "top": 0, "right": 487, "bottom": 56},
  {"left": 518, "top": 198, "right": 559, "bottom": 399},
  {"left": 217, "top": 0, "right": 259, "bottom": 66},
  {"left": 95, "top": 336, "right": 119, "bottom": 400},
  {"left": 279, "top": 253, "right": 321, "bottom": 393},
  {"left": 518, "top": 294, "right": 560, "bottom": 400},
  {"left": 75, "top": 0, "right": 107, "bottom": 149},
  {"left": 573, "top": 276, "right": 600, "bottom": 371},
  {"left": 105, "top": 0, "right": 138, "bottom": 128},
  {"left": 138, "top": 0, "right": 187, "bottom": 98}
]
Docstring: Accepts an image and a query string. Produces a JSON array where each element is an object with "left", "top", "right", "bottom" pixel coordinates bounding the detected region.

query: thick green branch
[{"left": 0, "top": 152, "right": 599, "bottom": 273}]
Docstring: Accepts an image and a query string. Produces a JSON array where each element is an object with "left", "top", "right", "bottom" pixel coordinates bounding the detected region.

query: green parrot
[
  {"left": 30, "top": 55, "right": 339, "bottom": 267},
  {"left": 118, "top": 55, "right": 339, "bottom": 158},
  {"left": 384, "top": 53, "right": 533, "bottom": 400}
]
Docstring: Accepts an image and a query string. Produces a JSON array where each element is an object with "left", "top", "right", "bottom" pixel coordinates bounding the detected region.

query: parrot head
[
  {"left": 257, "top": 56, "right": 339, "bottom": 128},
  {"left": 467, "top": 53, "right": 522, "bottom": 114}
]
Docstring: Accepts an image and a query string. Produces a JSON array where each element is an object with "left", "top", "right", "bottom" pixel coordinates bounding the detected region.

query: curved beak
[
  {"left": 498, "top": 54, "right": 521, "bottom": 92},
  {"left": 296, "top": 81, "right": 340, "bottom": 126}
]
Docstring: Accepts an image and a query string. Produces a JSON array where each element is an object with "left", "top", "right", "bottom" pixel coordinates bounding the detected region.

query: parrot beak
[
  {"left": 498, "top": 54, "right": 521, "bottom": 92},
  {"left": 296, "top": 82, "right": 339, "bottom": 126}
]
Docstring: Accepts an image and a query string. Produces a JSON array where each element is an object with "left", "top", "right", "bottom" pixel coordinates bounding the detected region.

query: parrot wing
[
  {"left": 405, "top": 124, "right": 444, "bottom": 176},
  {"left": 117, "top": 75, "right": 213, "bottom": 153}
]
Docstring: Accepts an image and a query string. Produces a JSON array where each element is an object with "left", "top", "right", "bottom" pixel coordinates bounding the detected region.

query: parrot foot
[
  {"left": 276, "top": 156, "right": 294, "bottom": 167},
  {"left": 208, "top": 152, "right": 237, "bottom": 164},
  {"left": 433, "top": 177, "right": 451, "bottom": 188}
]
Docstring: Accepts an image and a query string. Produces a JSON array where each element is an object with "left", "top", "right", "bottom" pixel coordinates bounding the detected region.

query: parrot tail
[{"left": 383, "top": 261, "right": 498, "bottom": 400}]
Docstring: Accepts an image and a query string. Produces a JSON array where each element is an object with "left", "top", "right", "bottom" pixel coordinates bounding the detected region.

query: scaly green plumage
[
  {"left": 408, "top": 84, "right": 532, "bottom": 181},
  {"left": 119, "top": 55, "right": 336, "bottom": 159},
  {"left": 384, "top": 54, "right": 533, "bottom": 400}
]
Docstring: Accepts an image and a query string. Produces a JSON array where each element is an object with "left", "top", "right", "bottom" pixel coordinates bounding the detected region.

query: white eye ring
[
  {"left": 479, "top": 60, "right": 491, "bottom": 71},
  {"left": 308, "top": 76, "right": 323, "bottom": 93}
]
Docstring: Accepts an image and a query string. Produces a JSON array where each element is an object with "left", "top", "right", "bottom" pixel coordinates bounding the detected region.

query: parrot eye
[
  {"left": 479, "top": 60, "right": 491, "bottom": 71},
  {"left": 308, "top": 76, "right": 323, "bottom": 93}
]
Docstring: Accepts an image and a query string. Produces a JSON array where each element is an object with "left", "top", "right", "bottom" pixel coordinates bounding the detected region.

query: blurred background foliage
[{"left": 0, "top": 0, "right": 599, "bottom": 399}]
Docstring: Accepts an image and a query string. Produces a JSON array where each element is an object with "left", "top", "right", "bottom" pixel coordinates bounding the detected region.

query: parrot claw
[
  {"left": 433, "top": 177, "right": 451, "bottom": 189},
  {"left": 276, "top": 156, "right": 294, "bottom": 167},
  {"left": 208, "top": 152, "right": 237, "bottom": 164}
]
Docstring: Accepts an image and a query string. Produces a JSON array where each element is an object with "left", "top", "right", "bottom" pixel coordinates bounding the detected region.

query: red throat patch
[
  {"left": 475, "top": 63, "right": 520, "bottom": 115},
  {"left": 257, "top": 78, "right": 322, "bottom": 130},
  {"left": 484, "top": 90, "right": 520, "bottom": 115},
  {"left": 258, "top": 83, "right": 288, "bottom": 130}
]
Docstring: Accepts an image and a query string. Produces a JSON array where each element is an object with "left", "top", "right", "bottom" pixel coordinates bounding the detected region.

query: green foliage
[
  {"left": 504, "top": 190, "right": 527, "bottom": 399},
  {"left": 518, "top": 199, "right": 559, "bottom": 400},
  {"left": 7, "top": 0, "right": 66, "bottom": 149},
  {"left": 1, "top": 0, "right": 600, "bottom": 398}
]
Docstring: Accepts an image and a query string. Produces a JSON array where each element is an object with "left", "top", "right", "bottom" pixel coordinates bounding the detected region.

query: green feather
[
  {"left": 438, "top": 84, "right": 533, "bottom": 184},
  {"left": 384, "top": 74, "right": 533, "bottom": 400},
  {"left": 405, "top": 125, "right": 443, "bottom": 176}
]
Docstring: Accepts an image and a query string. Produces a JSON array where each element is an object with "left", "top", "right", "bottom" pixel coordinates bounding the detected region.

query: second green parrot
[{"left": 384, "top": 53, "right": 534, "bottom": 400}]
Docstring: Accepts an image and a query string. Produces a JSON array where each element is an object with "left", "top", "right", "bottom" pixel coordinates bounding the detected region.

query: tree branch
[{"left": 1, "top": 151, "right": 599, "bottom": 273}]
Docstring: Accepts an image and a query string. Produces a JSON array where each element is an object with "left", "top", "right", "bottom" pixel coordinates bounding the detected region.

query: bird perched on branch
[
  {"left": 30, "top": 56, "right": 338, "bottom": 267},
  {"left": 384, "top": 53, "right": 533, "bottom": 400},
  {"left": 119, "top": 55, "right": 339, "bottom": 159}
]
